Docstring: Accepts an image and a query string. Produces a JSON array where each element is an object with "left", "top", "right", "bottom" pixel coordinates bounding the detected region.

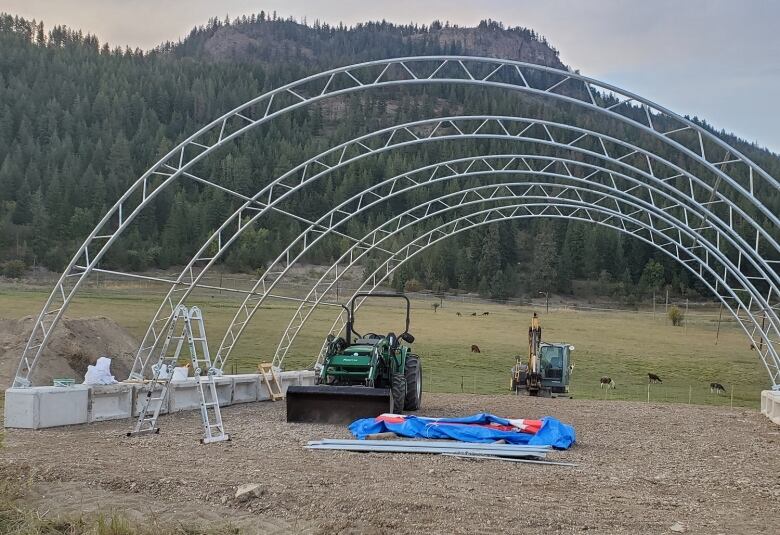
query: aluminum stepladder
[{"left": 128, "top": 305, "right": 230, "bottom": 444}]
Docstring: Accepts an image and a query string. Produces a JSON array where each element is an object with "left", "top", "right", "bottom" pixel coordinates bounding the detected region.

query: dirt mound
[{"left": 0, "top": 316, "right": 138, "bottom": 388}]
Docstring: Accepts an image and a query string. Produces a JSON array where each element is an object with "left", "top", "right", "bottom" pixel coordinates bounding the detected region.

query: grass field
[{"left": 0, "top": 284, "right": 770, "bottom": 408}]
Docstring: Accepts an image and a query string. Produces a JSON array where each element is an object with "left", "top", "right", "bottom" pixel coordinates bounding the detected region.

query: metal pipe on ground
[
  {"left": 312, "top": 439, "right": 551, "bottom": 452},
  {"left": 305, "top": 444, "right": 547, "bottom": 459},
  {"left": 442, "top": 453, "right": 578, "bottom": 467}
]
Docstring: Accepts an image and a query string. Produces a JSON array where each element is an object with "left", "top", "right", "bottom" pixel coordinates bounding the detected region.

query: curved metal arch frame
[
  {"left": 131, "top": 120, "right": 780, "bottom": 380},
  {"left": 15, "top": 57, "right": 780, "bottom": 386},
  {"left": 266, "top": 184, "right": 780, "bottom": 385},
  {"left": 205, "top": 152, "right": 778, "bottom": 375}
]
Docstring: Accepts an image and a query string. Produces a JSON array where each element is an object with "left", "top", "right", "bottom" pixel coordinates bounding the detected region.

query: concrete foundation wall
[
  {"left": 4, "top": 386, "right": 89, "bottom": 429},
  {"left": 4, "top": 370, "right": 317, "bottom": 429},
  {"left": 232, "top": 374, "right": 260, "bottom": 403},
  {"left": 132, "top": 382, "right": 169, "bottom": 417},
  {"left": 89, "top": 383, "right": 133, "bottom": 422},
  {"left": 761, "top": 390, "right": 780, "bottom": 425},
  {"left": 168, "top": 377, "right": 233, "bottom": 412}
]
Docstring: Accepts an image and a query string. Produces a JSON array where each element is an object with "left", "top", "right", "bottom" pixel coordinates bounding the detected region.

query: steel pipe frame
[
  {"left": 230, "top": 152, "right": 779, "bottom": 374},
  {"left": 300, "top": 198, "right": 780, "bottom": 386},
  {"left": 126, "top": 122, "right": 776, "bottom": 378},
  {"left": 14, "top": 56, "right": 779, "bottom": 387},
  {"left": 148, "top": 120, "right": 780, "bottom": 380},
  {"left": 266, "top": 185, "right": 780, "bottom": 385},
  {"left": 215, "top": 147, "right": 772, "bottom": 374}
]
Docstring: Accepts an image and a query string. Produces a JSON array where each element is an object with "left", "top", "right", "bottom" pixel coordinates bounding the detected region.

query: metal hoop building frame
[
  {"left": 130, "top": 118, "right": 779, "bottom": 380},
  {"left": 265, "top": 180, "right": 778, "bottom": 383},
  {"left": 13, "top": 56, "right": 780, "bottom": 389}
]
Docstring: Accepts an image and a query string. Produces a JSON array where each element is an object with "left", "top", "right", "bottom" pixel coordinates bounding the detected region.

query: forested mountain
[{"left": 0, "top": 12, "right": 778, "bottom": 303}]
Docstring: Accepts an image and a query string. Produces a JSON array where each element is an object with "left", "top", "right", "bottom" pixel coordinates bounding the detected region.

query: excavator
[{"left": 511, "top": 312, "right": 574, "bottom": 397}]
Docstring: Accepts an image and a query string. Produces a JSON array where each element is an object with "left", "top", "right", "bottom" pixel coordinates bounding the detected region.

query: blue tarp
[{"left": 349, "top": 413, "right": 576, "bottom": 449}]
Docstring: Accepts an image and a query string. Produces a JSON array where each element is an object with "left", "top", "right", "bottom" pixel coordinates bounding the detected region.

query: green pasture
[{"left": 0, "top": 285, "right": 769, "bottom": 408}]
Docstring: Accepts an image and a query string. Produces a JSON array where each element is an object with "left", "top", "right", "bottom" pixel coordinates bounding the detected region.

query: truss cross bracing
[{"left": 12, "top": 56, "right": 780, "bottom": 391}]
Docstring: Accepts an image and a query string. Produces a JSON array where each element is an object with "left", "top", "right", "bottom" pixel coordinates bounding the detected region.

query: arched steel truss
[
  {"left": 13, "top": 56, "right": 780, "bottom": 389},
  {"left": 313, "top": 201, "right": 771, "bottom": 371},
  {"left": 125, "top": 118, "right": 780, "bottom": 381},
  {"left": 199, "top": 149, "right": 780, "bottom": 377},
  {"left": 265, "top": 181, "right": 779, "bottom": 384}
]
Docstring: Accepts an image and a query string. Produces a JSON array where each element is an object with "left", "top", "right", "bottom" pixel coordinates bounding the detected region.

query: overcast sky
[{"left": 3, "top": 0, "right": 779, "bottom": 153}]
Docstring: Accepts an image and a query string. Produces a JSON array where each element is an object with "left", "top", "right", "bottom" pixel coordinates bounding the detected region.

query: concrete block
[
  {"left": 88, "top": 383, "right": 133, "bottom": 422},
  {"left": 4, "top": 386, "right": 89, "bottom": 429},
  {"left": 231, "top": 374, "right": 260, "bottom": 403},
  {"left": 169, "top": 376, "right": 233, "bottom": 412},
  {"left": 300, "top": 370, "right": 316, "bottom": 386},
  {"left": 131, "top": 382, "right": 169, "bottom": 417},
  {"left": 761, "top": 390, "right": 780, "bottom": 426}
]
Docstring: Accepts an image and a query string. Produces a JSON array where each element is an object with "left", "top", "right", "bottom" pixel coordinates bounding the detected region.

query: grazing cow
[
  {"left": 471, "top": 344, "right": 481, "bottom": 353},
  {"left": 710, "top": 382, "right": 726, "bottom": 395},
  {"left": 600, "top": 376, "right": 615, "bottom": 389},
  {"left": 481, "top": 312, "right": 490, "bottom": 316},
  {"left": 470, "top": 312, "right": 477, "bottom": 317},
  {"left": 648, "top": 373, "right": 662, "bottom": 384},
  {"left": 456, "top": 312, "right": 462, "bottom": 317}
]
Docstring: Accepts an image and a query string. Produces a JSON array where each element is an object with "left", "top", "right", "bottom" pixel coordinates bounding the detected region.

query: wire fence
[{"left": 420, "top": 371, "right": 756, "bottom": 408}]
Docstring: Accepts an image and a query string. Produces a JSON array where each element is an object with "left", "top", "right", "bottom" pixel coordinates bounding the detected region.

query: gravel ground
[{"left": 2, "top": 393, "right": 779, "bottom": 534}]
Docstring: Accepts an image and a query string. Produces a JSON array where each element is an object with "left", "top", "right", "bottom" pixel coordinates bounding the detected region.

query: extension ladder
[
  {"left": 258, "top": 362, "right": 284, "bottom": 401},
  {"left": 128, "top": 305, "right": 230, "bottom": 444}
]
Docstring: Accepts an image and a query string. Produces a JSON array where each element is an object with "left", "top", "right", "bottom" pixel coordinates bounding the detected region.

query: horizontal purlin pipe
[
  {"left": 313, "top": 439, "right": 551, "bottom": 451},
  {"left": 305, "top": 444, "right": 546, "bottom": 458}
]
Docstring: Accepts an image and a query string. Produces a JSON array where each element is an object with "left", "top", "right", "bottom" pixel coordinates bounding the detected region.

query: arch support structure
[
  {"left": 265, "top": 183, "right": 780, "bottom": 386},
  {"left": 13, "top": 56, "right": 780, "bottom": 390}
]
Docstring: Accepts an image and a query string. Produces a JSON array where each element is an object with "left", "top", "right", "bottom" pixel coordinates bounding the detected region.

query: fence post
[
  {"left": 461, "top": 376, "right": 464, "bottom": 393},
  {"left": 730, "top": 386, "right": 734, "bottom": 409},
  {"left": 647, "top": 383, "right": 650, "bottom": 403},
  {"left": 688, "top": 385, "right": 692, "bottom": 404},
  {"left": 715, "top": 303, "right": 724, "bottom": 344}
]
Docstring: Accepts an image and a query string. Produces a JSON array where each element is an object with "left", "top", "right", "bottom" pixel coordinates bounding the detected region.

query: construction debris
[
  {"left": 234, "top": 483, "right": 264, "bottom": 502},
  {"left": 349, "top": 412, "right": 576, "bottom": 448},
  {"left": 306, "top": 439, "right": 552, "bottom": 460},
  {"left": 364, "top": 432, "right": 399, "bottom": 440},
  {"left": 441, "top": 453, "right": 578, "bottom": 467}
]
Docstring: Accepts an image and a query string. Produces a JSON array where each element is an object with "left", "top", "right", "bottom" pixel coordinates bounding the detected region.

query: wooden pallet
[{"left": 258, "top": 362, "right": 284, "bottom": 401}]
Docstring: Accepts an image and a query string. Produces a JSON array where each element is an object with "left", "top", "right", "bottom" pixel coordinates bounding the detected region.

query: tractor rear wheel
[
  {"left": 391, "top": 372, "right": 406, "bottom": 413},
  {"left": 404, "top": 355, "right": 422, "bottom": 410}
]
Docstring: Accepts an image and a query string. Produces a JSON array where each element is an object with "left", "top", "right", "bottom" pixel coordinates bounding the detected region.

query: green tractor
[{"left": 286, "top": 293, "right": 422, "bottom": 424}]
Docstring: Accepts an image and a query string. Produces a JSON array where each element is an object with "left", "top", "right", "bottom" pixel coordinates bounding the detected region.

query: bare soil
[
  {"left": 2, "top": 394, "right": 779, "bottom": 534},
  {"left": 0, "top": 316, "right": 138, "bottom": 387}
]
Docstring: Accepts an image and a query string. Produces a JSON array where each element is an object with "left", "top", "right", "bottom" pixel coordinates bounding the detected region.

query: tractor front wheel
[
  {"left": 404, "top": 355, "right": 422, "bottom": 411},
  {"left": 391, "top": 372, "right": 406, "bottom": 413}
]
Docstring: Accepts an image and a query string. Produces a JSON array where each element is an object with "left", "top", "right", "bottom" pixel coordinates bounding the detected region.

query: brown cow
[
  {"left": 481, "top": 312, "right": 489, "bottom": 316},
  {"left": 456, "top": 312, "right": 462, "bottom": 317},
  {"left": 600, "top": 376, "right": 615, "bottom": 389},
  {"left": 648, "top": 373, "right": 662, "bottom": 384},
  {"left": 471, "top": 344, "right": 481, "bottom": 353},
  {"left": 470, "top": 312, "right": 477, "bottom": 316}
]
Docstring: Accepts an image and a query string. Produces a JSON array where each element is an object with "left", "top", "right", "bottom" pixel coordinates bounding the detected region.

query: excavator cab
[{"left": 538, "top": 342, "right": 573, "bottom": 393}]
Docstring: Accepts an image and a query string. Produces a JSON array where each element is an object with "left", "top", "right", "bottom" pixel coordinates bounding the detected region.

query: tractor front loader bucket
[{"left": 286, "top": 386, "right": 392, "bottom": 424}]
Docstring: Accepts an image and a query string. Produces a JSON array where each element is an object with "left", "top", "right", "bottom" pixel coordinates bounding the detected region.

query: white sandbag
[
  {"left": 171, "top": 366, "right": 190, "bottom": 382},
  {"left": 83, "top": 356, "right": 118, "bottom": 385}
]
